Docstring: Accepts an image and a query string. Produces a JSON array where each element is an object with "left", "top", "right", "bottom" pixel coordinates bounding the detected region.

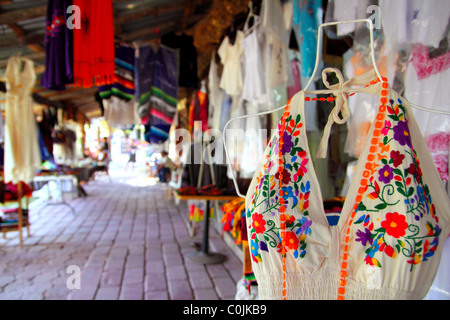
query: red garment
[
  {"left": 188, "top": 90, "right": 209, "bottom": 133},
  {"left": 4, "top": 182, "right": 33, "bottom": 201},
  {"left": 73, "top": 0, "right": 115, "bottom": 88}
]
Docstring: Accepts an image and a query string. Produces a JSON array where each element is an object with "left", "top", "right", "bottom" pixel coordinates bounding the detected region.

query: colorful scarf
[
  {"left": 135, "top": 44, "right": 178, "bottom": 144},
  {"left": 73, "top": 0, "right": 115, "bottom": 88},
  {"left": 41, "top": 0, "right": 73, "bottom": 90},
  {"left": 98, "top": 45, "right": 135, "bottom": 101}
]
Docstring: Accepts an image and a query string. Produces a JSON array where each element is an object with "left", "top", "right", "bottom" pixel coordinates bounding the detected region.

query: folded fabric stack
[
  {"left": 0, "top": 208, "right": 29, "bottom": 229},
  {"left": 221, "top": 198, "right": 246, "bottom": 244}
]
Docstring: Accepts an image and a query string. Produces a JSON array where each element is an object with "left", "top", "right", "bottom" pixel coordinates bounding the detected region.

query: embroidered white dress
[
  {"left": 245, "top": 68, "right": 450, "bottom": 300},
  {"left": 4, "top": 56, "right": 41, "bottom": 184}
]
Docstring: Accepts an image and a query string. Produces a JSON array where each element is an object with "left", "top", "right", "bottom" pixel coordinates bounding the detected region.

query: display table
[
  {"left": 33, "top": 174, "right": 78, "bottom": 216},
  {"left": 173, "top": 192, "right": 242, "bottom": 264}
]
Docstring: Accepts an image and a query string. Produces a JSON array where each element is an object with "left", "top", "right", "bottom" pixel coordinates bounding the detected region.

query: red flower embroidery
[
  {"left": 381, "top": 212, "right": 408, "bottom": 238},
  {"left": 284, "top": 231, "right": 299, "bottom": 251},
  {"left": 251, "top": 213, "right": 266, "bottom": 234},
  {"left": 390, "top": 150, "right": 405, "bottom": 168},
  {"left": 275, "top": 168, "right": 291, "bottom": 184}
]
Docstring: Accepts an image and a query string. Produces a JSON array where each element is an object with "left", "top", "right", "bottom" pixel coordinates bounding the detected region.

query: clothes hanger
[
  {"left": 244, "top": 1, "right": 260, "bottom": 36},
  {"left": 223, "top": 18, "right": 450, "bottom": 198}
]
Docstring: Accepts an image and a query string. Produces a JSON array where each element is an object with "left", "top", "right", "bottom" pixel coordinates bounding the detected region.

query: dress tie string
[{"left": 315, "top": 68, "right": 351, "bottom": 159}]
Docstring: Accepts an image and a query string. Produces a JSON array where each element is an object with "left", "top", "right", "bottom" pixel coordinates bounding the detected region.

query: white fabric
[
  {"left": 225, "top": 95, "right": 245, "bottom": 180},
  {"left": 245, "top": 69, "right": 450, "bottom": 300},
  {"left": 103, "top": 97, "right": 139, "bottom": 127},
  {"left": 380, "top": 0, "right": 450, "bottom": 53},
  {"left": 240, "top": 101, "right": 265, "bottom": 179},
  {"left": 207, "top": 52, "right": 223, "bottom": 129},
  {"left": 404, "top": 56, "right": 450, "bottom": 137},
  {"left": 242, "top": 28, "right": 266, "bottom": 102},
  {"left": 4, "top": 56, "right": 41, "bottom": 184},
  {"left": 260, "top": 0, "right": 290, "bottom": 88},
  {"left": 218, "top": 31, "right": 245, "bottom": 96},
  {"left": 333, "top": 0, "right": 359, "bottom": 36}
]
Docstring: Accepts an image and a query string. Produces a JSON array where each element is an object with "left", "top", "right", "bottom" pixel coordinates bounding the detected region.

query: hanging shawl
[
  {"left": 135, "top": 45, "right": 178, "bottom": 144},
  {"left": 73, "top": 0, "right": 115, "bottom": 88},
  {"left": 41, "top": 0, "right": 74, "bottom": 90}
]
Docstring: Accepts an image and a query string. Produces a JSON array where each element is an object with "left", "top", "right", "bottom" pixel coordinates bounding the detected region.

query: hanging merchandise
[
  {"left": 241, "top": 7, "right": 266, "bottom": 103},
  {"left": 239, "top": 101, "right": 265, "bottom": 179},
  {"left": 188, "top": 83, "right": 209, "bottom": 134},
  {"left": 135, "top": 44, "right": 179, "bottom": 144},
  {"left": 72, "top": 0, "right": 115, "bottom": 88},
  {"left": 379, "top": 0, "right": 450, "bottom": 182},
  {"left": 218, "top": 30, "right": 245, "bottom": 96},
  {"left": 135, "top": 45, "right": 154, "bottom": 123},
  {"left": 243, "top": 67, "right": 450, "bottom": 300},
  {"left": 99, "top": 44, "right": 139, "bottom": 127},
  {"left": 221, "top": 198, "right": 246, "bottom": 245},
  {"left": 161, "top": 32, "right": 199, "bottom": 89},
  {"left": 207, "top": 52, "right": 223, "bottom": 130},
  {"left": 292, "top": 0, "right": 323, "bottom": 81},
  {"left": 41, "top": 0, "right": 74, "bottom": 90},
  {"left": 380, "top": 0, "right": 449, "bottom": 55},
  {"left": 404, "top": 45, "right": 450, "bottom": 181},
  {"left": 4, "top": 57, "right": 42, "bottom": 184},
  {"left": 260, "top": 0, "right": 290, "bottom": 88}
]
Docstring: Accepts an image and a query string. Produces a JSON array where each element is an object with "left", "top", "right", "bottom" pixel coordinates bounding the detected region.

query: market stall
[{"left": 0, "top": 0, "right": 448, "bottom": 301}]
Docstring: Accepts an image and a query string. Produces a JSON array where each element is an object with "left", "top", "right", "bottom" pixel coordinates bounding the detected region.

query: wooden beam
[
  {"left": 7, "top": 23, "right": 45, "bottom": 53},
  {"left": 114, "top": 0, "right": 211, "bottom": 26},
  {"left": 0, "top": 5, "right": 46, "bottom": 25},
  {"left": 40, "top": 87, "right": 81, "bottom": 99},
  {"left": 0, "top": 33, "right": 45, "bottom": 49},
  {"left": 48, "top": 88, "right": 98, "bottom": 101},
  {"left": 72, "top": 95, "right": 96, "bottom": 106},
  {"left": 182, "top": 1, "right": 196, "bottom": 30},
  {"left": 0, "top": 51, "right": 45, "bottom": 68},
  {"left": 120, "top": 13, "right": 206, "bottom": 41}
]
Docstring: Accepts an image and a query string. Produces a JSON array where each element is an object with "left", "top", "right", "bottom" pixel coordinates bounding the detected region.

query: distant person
[
  {"left": 157, "top": 151, "right": 176, "bottom": 183},
  {"left": 97, "top": 137, "right": 109, "bottom": 163},
  {"left": 125, "top": 142, "right": 137, "bottom": 170}
]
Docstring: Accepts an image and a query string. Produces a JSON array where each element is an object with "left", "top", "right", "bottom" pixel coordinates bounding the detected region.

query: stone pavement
[{"left": 0, "top": 164, "right": 243, "bottom": 300}]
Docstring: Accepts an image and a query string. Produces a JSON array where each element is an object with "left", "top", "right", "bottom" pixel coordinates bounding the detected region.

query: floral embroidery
[
  {"left": 381, "top": 212, "right": 408, "bottom": 238},
  {"left": 355, "top": 98, "right": 441, "bottom": 271},
  {"left": 247, "top": 112, "right": 313, "bottom": 263}
]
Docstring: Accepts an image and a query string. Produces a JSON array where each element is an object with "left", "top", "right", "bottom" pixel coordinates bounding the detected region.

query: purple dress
[{"left": 41, "top": 0, "right": 74, "bottom": 90}]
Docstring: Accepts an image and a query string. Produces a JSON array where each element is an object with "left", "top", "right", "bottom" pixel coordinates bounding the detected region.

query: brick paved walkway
[{"left": 0, "top": 164, "right": 243, "bottom": 300}]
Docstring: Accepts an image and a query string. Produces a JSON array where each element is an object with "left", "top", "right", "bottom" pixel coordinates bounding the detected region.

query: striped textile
[
  {"left": 135, "top": 44, "right": 179, "bottom": 144},
  {"left": 99, "top": 45, "right": 135, "bottom": 101}
]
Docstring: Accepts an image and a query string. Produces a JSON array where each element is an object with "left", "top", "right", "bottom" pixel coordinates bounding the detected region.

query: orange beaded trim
[
  {"left": 278, "top": 102, "right": 290, "bottom": 300},
  {"left": 336, "top": 76, "right": 389, "bottom": 300}
]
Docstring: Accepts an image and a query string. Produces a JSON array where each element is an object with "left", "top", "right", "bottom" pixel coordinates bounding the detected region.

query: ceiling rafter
[{"left": 0, "top": 5, "right": 46, "bottom": 25}]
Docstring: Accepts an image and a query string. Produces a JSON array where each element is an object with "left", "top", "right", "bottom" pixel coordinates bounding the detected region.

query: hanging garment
[
  {"left": 404, "top": 44, "right": 450, "bottom": 181},
  {"left": 241, "top": 25, "right": 266, "bottom": 102},
  {"left": 188, "top": 90, "right": 209, "bottom": 133},
  {"left": 135, "top": 45, "right": 154, "bottom": 121},
  {"left": 380, "top": 0, "right": 450, "bottom": 54},
  {"left": 218, "top": 31, "right": 245, "bottom": 96},
  {"left": 41, "top": 0, "right": 73, "bottom": 90},
  {"left": 261, "top": 0, "right": 290, "bottom": 87},
  {"left": 292, "top": 0, "right": 323, "bottom": 80},
  {"left": 99, "top": 45, "right": 138, "bottom": 127},
  {"left": 161, "top": 32, "right": 199, "bottom": 89},
  {"left": 72, "top": 0, "right": 115, "bottom": 88},
  {"left": 135, "top": 45, "right": 178, "bottom": 144},
  {"left": 207, "top": 52, "right": 223, "bottom": 130},
  {"left": 240, "top": 101, "right": 264, "bottom": 179},
  {"left": 245, "top": 68, "right": 450, "bottom": 300},
  {"left": 4, "top": 57, "right": 42, "bottom": 184}
]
